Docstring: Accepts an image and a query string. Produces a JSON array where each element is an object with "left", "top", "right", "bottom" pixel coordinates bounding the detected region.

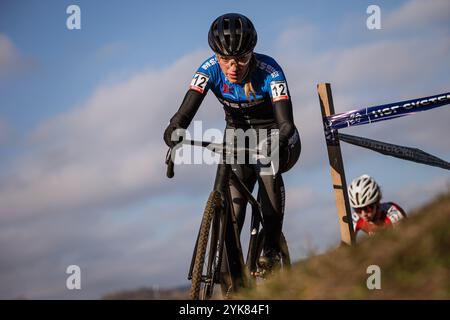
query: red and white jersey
[{"left": 353, "top": 202, "right": 407, "bottom": 235}]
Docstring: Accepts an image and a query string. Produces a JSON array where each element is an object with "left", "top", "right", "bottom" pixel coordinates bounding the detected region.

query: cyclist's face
[
  {"left": 355, "top": 202, "right": 379, "bottom": 221},
  {"left": 217, "top": 52, "right": 252, "bottom": 83}
]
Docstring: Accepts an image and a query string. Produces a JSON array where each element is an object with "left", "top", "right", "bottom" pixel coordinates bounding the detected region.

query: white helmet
[{"left": 348, "top": 174, "right": 381, "bottom": 208}]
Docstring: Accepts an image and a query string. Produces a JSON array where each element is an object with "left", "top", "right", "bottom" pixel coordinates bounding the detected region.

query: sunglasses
[
  {"left": 217, "top": 52, "right": 253, "bottom": 66},
  {"left": 354, "top": 203, "right": 377, "bottom": 214}
]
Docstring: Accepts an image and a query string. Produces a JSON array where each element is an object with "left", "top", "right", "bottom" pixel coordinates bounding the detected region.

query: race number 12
[
  {"left": 270, "top": 81, "right": 289, "bottom": 102},
  {"left": 190, "top": 72, "right": 209, "bottom": 94}
]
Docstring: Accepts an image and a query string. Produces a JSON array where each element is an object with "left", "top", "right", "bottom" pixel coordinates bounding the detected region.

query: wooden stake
[{"left": 317, "top": 83, "right": 355, "bottom": 245}]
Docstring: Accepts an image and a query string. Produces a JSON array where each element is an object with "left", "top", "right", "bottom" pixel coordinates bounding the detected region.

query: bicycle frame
[
  {"left": 191, "top": 163, "right": 266, "bottom": 292},
  {"left": 166, "top": 139, "right": 279, "bottom": 298}
]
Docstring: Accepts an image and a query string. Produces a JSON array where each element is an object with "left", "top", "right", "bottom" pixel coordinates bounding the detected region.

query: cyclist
[
  {"left": 348, "top": 174, "right": 407, "bottom": 237},
  {"left": 163, "top": 13, "right": 301, "bottom": 271}
]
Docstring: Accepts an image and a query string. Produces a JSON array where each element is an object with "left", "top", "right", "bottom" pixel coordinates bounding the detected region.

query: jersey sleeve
[
  {"left": 189, "top": 56, "right": 219, "bottom": 95},
  {"left": 260, "top": 57, "right": 291, "bottom": 103},
  {"left": 386, "top": 202, "right": 407, "bottom": 224}
]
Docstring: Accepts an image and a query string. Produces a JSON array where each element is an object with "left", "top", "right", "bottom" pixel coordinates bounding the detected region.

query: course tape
[
  {"left": 338, "top": 133, "right": 450, "bottom": 170},
  {"left": 326, "top": 92, "right": 450, "bottom": 130}
]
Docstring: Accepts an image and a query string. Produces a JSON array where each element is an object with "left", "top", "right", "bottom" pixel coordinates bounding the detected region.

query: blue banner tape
[{"left": 326, "top": 92, "right": 450, "bottom": 130}]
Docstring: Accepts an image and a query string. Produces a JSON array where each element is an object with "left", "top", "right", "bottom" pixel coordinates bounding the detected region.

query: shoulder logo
[
  {"left": 201, "top": 57, "right": 218, "bottom": 71},
  {"left": 257, "top": 60, "right": 280, "bottom": 78},
  {"left": 387, "top": 205, "right": 404, "bottom": 224},
  {"left": 190, "top": 72, "right": 210, "bottom": 94}
]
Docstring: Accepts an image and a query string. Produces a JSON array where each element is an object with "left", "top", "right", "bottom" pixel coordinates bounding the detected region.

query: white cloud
[
  {"left": 393, "top": 175, "right": 450, "bottom": 212},
  {"left": 0, "top": 49, "right": 220, "bottom": 224},
  {"left": 0, "top": 34, "right": 19, "bottom": 70},
  {"left": 0, "top": 201, "right": 201, "bottom": 299},
  {"left": 332, "top": 38, "right": 449, "bottom": 89},
  {"left": 283, "top": 201, "right": 340, "bottom": 259},
  {"left": 0, "top": 34, "right": 33, "bottom": 78},
  {"left": 285, "top": 186, "right": 316, "bottom": 213},
  {"left": 385, "top": 0, "right": 450, "bottom": 31},
  {"left": 277, "top": 24, "right": 318, "bottom": 50}
]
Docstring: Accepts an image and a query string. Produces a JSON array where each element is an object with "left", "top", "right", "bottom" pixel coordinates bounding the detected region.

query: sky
[{"left": 0, "top": 0, "right": 449, "bottom": 299}]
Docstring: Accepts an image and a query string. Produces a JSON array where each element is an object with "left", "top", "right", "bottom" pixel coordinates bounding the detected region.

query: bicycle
[{"left": 165, "top": 138, "right": 291, "bottom": 300}]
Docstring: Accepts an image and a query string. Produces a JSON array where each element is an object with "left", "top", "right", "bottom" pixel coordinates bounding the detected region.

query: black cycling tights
[{"left": 229, "top": 162, "right": 285, "bottom": 253}]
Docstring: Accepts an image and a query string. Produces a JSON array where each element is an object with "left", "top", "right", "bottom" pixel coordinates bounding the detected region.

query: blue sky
[{"left": 0, "top": 0, "right": 449, "bottom": 299}]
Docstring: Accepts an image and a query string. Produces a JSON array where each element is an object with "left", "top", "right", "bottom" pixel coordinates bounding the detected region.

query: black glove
[{"left": 163, "top": 123, "right": 184, "bottom": 148}]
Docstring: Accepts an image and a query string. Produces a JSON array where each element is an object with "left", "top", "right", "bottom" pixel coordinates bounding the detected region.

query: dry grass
[{"left": 236, "top": 192, "right": 450, "bottom": 300}]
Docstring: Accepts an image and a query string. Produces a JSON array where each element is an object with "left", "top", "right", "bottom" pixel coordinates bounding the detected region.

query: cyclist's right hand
[{"left": 163, "top": 123, "right": 183, "bottom": 148}]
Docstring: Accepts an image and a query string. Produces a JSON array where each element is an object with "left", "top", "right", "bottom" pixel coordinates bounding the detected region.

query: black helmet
[{"left": 208, "top": 13, "right": 257, "bottom": 56}]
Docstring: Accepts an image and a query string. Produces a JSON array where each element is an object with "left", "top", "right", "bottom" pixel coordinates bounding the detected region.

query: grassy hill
[
  {"left": 102, "top": 192, "right": 449, "bottom": 300},
  {"left": 236, "top": 192, "right": 450, "bottom": 299}
]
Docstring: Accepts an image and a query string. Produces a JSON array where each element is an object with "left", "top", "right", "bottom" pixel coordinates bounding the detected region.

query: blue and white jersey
[{"left": 189, "top": 53, "right": 291, "bottom": 126}]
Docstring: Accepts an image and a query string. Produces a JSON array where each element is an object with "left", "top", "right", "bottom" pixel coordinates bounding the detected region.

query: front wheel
[{"left": 189, "top": 191, "right": 223, "bottom": 300}]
